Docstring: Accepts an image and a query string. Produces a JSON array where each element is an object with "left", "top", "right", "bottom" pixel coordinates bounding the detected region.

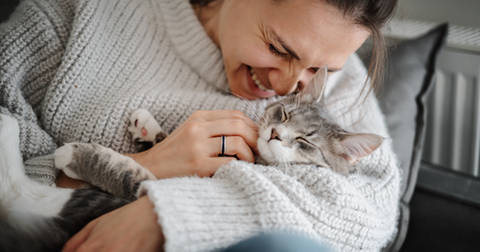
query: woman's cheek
[{"left": 240, "top": 45, "right": 276, "bottom": 68}]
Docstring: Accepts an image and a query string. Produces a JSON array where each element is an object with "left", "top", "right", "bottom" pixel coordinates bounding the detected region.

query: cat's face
[{"left": 257, "top": 67, "right": 383, "bottom": 176}]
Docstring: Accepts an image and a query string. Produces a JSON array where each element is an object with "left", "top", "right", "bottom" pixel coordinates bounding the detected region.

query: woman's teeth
[{"left": 250, "top": 68, "right": 273, "bottom": 92}]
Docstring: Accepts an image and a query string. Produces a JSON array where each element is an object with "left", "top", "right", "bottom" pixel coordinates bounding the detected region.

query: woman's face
[{"left": 211, "top": 0, "right": 370, "bottom": 100}]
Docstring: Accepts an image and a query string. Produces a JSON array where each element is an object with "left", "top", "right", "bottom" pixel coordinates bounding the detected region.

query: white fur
[
  {"left": 257, "top": 125, "right": 297, "bottom": 164},
  {"left": 54, "top": 144, "right": 81, "bottom": 179},
  {"left": 0, "top": 114, "right": 73, "bottom": 233},
  {"left": 128, "top": 109, "right": 162, "bottom": 142}
]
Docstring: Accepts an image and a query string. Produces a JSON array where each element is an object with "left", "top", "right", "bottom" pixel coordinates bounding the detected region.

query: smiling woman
[
  {"left": 192, "top": 0, "right": 393, "bottom": 101},
  {"left": 0, "top": 0, "right": 399, "bottom": 251}
]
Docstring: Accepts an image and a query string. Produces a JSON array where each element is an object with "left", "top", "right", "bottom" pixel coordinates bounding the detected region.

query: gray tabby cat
[
  {"left": 256, "top": 66, "right": 383, "bottom": 175},
  {"left": 0, "top": 67, "right": 382, "bottom": 251}
]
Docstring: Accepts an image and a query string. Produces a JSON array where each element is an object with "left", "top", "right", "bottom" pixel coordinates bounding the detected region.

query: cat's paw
[
  {"left": 128, "top": 109, "right": 163, "bottom": 143},
  {"left": 54, "top": 143, "right": 81, "bottom": 180}
]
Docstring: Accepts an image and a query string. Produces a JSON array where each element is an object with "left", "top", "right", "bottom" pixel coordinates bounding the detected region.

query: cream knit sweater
[{"left": 0, "top": 0, "right": 400, "bottom": 251}]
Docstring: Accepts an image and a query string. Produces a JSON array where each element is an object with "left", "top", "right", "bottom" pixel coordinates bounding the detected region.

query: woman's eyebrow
[
  {"left": 268, "top": 27, "right": 301, "bottom": 61},
  {"left": 267, "top": 27, "right": 343, "bottom": 73}
]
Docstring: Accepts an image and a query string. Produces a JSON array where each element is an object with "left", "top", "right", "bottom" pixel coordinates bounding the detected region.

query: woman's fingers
[
  {"left": 203, "top": 119, "right": 258, "bottom": 150},
  {"left": 190, "top": 110, "right": 256, "bottom": 125},
  {"left": 206, "top": 136, "right": 255, "bottom": 163},
  {"left": 62, "top": 197, "right": 164, "bottom": 252}
]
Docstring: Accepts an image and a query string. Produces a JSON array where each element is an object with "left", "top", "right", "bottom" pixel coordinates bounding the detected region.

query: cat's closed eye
[
  {"left": 281, "top": 108, "right": 288, "bottom": 122},
  {"left": 295, "top": 137, "right": 313, "bottom": 150}
]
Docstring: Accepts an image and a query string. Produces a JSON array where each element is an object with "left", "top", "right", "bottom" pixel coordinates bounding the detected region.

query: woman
[{"left": 0, "top": 0, "right": 399, "bottom": 251}]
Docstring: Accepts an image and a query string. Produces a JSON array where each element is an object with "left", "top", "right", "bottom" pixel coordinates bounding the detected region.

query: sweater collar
[{"left": 155, "top": 0, "right": 229, "bottom": 90}]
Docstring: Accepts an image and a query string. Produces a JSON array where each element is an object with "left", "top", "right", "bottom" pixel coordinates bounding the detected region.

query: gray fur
[
  {"left": 0, "top": 114, "right": 139, "bottom": 252},
  {"left": 55, "top": 143, "right": 156, "bottom": 200},
  {"left": 257, "top": 67, "right": 383, "bottom": 175}
]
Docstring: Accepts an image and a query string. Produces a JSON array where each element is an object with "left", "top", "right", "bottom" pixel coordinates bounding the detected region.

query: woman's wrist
[
  {"left": 124, "top": 150, "right": 166, "bottom": 179},
  {"left": 56, "top": 171, "right": 89, "bottom": 189},
  {"left": 135, "top": 195, "right": 165, "bottom": 251}
]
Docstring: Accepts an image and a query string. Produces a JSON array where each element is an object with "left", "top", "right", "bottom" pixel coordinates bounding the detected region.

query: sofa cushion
[{"left": 357, "top": 23, "right": 449, "bottom": 251}]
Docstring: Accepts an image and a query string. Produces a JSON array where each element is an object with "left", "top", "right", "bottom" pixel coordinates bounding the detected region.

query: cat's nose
[{"left": 270, "top": 128, "right": 281, "bottom": 141}]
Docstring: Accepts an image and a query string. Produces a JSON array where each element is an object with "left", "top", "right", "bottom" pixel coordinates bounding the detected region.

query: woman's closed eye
[{"left": 269, "top": 44, "right": 290, "bottom": 60}]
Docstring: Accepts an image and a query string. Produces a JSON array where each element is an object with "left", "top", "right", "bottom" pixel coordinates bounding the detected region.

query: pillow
[{"left": 356, "top": 23, "right": 448, "bottom": 252}]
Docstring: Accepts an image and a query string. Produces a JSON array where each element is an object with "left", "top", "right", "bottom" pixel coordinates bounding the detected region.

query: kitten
[
  {"left": 256, "top": 66, "right": 383, "bottom": 175},
  {"left": 0, "top": 67, "right": 382, "bottom": 251}
]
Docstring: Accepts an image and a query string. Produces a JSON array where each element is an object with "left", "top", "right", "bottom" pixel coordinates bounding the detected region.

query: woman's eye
[
  {"left": 281, "top": 109, "right": 288, "bottom": 122},
  {"left": 269, "top": 44, "right": 289, "bottom": 59}
]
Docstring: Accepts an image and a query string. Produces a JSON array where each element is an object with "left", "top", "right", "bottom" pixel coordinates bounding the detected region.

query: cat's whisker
[
  {"left": 226, "top": 90, "right": 266, "bottom": 125},
  {"left": 237, "top": 117, "right": 260, "bottom": 129},
  {"left": 211, "top": 87, "right": 268, "bottom": 133}
]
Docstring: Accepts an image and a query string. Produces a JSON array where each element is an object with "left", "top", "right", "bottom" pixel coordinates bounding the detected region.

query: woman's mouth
[{"left": 249, "top": 68, "right": 273, "bottom": 92}]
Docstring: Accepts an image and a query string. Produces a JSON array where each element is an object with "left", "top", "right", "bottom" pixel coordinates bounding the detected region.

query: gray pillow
[{"left": 357, "top": 23, "right": 448, "bottom": 252}]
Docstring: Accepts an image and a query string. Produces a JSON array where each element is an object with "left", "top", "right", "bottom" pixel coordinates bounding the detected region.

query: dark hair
[
  {"left": 190, "top": 0, "right": 397, "bottom": 98},
  {"left": 189, "top": 0, "right": 215, "bottom": 7},
  {"left": 323, "top": 0, "right": 397, "bottom": 102}
]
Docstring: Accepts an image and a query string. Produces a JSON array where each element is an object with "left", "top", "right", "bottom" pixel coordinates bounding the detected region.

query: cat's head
[{"left": 257, "top": 67, "right": 383, "bottom": 176}]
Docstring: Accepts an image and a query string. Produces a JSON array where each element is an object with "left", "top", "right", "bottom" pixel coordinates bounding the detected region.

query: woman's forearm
[{"left": 62, "top": 196, "right": 164, "bottom": 252}]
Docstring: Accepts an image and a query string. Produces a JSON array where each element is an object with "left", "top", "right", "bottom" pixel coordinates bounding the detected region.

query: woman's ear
[{"left": 297, "top": 66, "right": 327, "bottom": 103}]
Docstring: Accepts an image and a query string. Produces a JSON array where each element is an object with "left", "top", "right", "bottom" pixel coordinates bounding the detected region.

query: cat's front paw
[
  {"left": 54, "top": 143, "right": 81, "bottom": 180},
  {"left": 128, "top": 109, "right": 163, "bottom": 143}
]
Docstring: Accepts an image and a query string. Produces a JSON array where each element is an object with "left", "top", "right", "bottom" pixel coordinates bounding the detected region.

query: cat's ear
[
  {"left": 340, "top": 133, "right": 384, "bottom": 164},
  {"left": 298, "top": 66, "right": 327, "bottom": 103}
]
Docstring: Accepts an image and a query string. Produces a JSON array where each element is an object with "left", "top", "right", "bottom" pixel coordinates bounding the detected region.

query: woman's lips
[
  {"left": 249, "top": 68, "right": 273, "bottom": 91},
  {"left": 246, "top": 66, "right": 275, "bottom": 98}
]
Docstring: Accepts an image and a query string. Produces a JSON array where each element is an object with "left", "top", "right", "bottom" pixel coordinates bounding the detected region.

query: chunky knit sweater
[{"left": 0, "top": 0, "right": 400, "bottom": 251}]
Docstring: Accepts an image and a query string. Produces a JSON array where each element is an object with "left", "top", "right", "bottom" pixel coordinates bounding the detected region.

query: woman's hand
[
  {"left": 62, "top": 196, "right": 164, "bottom": 252},
  {"left": 127, "top": 110, "right": 258, "bottom": 179},
  {"left": 56, "top": 171, "right": 89, "bottom": 189}
]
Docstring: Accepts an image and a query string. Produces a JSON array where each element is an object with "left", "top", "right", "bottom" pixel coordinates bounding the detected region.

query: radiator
[
  {"left": 385, "top": 19, "right": 480, "bottom": 177},
  {"left": 423, "top": 50, "right": 480, "bottom": 176}
]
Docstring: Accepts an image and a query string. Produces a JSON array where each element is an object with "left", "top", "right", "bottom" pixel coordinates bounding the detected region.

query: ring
[{"left": 221, "top": 135, "right": 226, "bottom": 156}]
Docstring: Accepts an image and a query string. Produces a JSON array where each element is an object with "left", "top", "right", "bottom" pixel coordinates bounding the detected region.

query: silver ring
[{"left": 221, "top": 135, "right": 226, "bottom": 156}]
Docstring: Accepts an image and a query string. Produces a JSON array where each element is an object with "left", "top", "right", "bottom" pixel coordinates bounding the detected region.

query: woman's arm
[{"left": 62, "top": 196, "right": 164, "bottom": 252}]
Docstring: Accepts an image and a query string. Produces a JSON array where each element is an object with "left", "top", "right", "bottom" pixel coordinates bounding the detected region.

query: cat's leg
[
  {"left": 128, "top": 109, "right": 168, "bottom": 152},
  {"left": 55, "top": 143, "right": 156, "bottom": 200}
]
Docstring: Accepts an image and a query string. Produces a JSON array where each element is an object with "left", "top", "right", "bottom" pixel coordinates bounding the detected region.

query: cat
[
  {"left": 0, "top": 67, "right": 383, "bottom": 251},
  {"left": 255, "top": 67, "right": 383, "bottom": 175}
]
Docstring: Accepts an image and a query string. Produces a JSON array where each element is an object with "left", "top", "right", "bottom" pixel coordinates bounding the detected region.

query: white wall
[{"left": 397, "top": 0, "right": 480, "bottom": 28}]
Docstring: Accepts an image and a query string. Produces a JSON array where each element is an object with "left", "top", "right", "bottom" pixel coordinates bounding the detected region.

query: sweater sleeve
[
  {"left": 0, "top": 0, "right": 73, "bottom": 185},
  {"left": 139, "top": 54, "right": 401, "bottom": 252}
]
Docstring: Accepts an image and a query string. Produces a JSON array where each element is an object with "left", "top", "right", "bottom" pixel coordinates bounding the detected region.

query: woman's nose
[{"left": 268, "top": 68, "right": 314, "bottom": 96}]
